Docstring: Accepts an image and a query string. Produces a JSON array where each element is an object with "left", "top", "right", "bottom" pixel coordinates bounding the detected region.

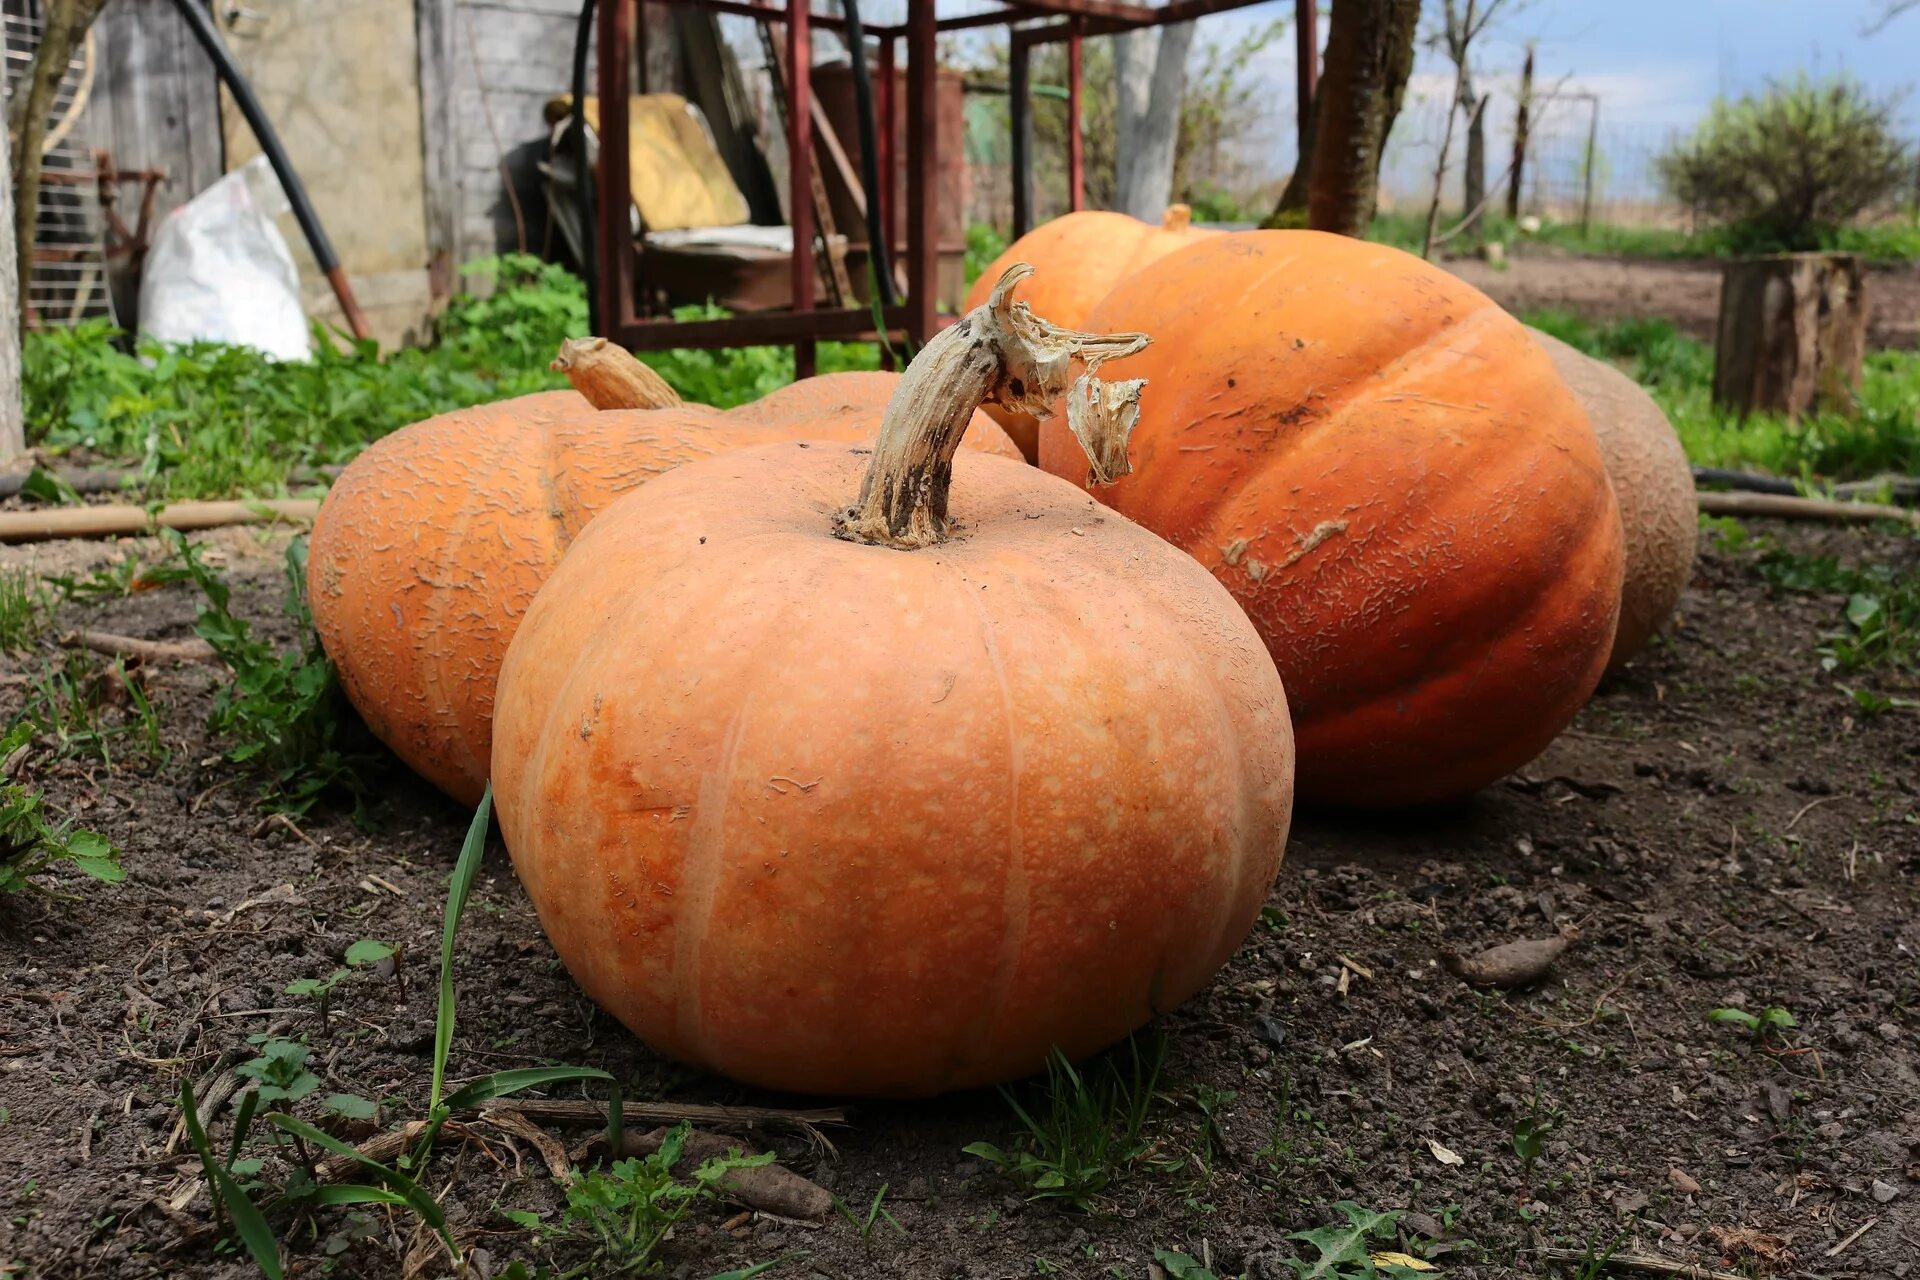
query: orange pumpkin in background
[
  {"left": 962, "top": 206, "right": 1215, "bottom": 460},
  {"left": 490, "top": 267, "right": 1294, "bottom": 1096},
  {"left": 310, "top": 352, "right": 1020, "bottom": 805},
  {"left": 1530, "top": 330, "right": 1697, "bottom": 676},
  {"left": 1039, "top": 230, "right": 1624, "bottom": 807}
]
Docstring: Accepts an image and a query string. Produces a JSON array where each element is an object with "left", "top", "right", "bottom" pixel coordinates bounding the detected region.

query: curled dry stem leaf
[
  {"left": 551, "top": 337, "right": 684, "bottom": 410},
  {"left": 836, "top": 262, "right": 1150, "bottom": 550}
]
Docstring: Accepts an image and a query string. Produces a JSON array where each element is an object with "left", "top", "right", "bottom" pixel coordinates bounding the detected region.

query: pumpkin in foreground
[
  {"left": 491, "top": 266, "right": 1295, "bottom": 1097},
  {"left": 1039, "top": 230, "right": 1624, "bottom": 807},
  {"left": 309, "top": 355, "right": 1019, "bottom": 806},
  {"left": 961, "top": 206, "right": 1215, "bottom": 460},
  {"left": 1531, "top": 331, "right": 1697, "bottom": 676}
]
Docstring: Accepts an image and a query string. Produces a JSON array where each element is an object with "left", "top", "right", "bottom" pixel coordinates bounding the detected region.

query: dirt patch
[
  {"left": 1443, "top": 251, "right": 1920, "bottom": 350},
  {"left": 1, "top": 521, "right": 1917, "bottom": 1279}
]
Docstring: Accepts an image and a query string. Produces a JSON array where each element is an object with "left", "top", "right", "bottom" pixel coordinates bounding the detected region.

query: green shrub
[{"left": 1657, "top": 75, "right": 1914, "bottom": 252}]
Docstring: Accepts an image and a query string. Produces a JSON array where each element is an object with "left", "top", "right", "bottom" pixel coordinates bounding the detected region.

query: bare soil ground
[
  {"left": 1443, "top": 252, "right": 1920, "bottom": 349},
  {"left": 2, "top": 519, "right": 1917, "bottom": 1280}
]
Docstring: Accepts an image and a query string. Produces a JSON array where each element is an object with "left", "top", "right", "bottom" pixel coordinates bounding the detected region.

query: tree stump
[{"left": 1712, "top": 252, "right": 1867, "bottom": 421}]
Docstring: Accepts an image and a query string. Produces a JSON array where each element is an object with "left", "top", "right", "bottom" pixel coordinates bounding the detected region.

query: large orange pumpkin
[
  {"left": 491, "top": 267, "right": 1294, "bottom": 1096},
  {"left": 1531, "top": 331, "right": 1697, "bottom": 675},
  {"left": 310, "top": 360, "right": 1020, "bottom": 805},
  {"left": 962, "top": 206, "right": 1215, "bottom": 460},
  {"left": 1038, "top": 231, "right": 1624, "bottom": 807}
]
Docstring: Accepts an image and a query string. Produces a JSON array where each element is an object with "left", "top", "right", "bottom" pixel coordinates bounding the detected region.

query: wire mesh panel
[{"left": 4, "top": 0, "right": 115, "bottom": 326}]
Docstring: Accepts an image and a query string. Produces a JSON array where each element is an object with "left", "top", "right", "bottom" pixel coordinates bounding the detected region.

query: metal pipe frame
[{"left": 592, "top": 0, "right": 1279, "bottom": 358}]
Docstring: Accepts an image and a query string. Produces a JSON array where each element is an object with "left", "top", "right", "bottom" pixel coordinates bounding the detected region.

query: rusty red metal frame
[{"left": 593, "top": 0, "right": 1297, "bottom": 362}]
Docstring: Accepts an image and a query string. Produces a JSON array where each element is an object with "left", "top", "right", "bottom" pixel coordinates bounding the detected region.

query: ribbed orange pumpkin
[
  {"left": 1038, "top": 231, "right": 1624, "bottom": 807},
  {"left": 310, "top": 366, "right": 1020, "bottom": 805},
  {"left": 1531, "top": 331, "right": 1697, "bottom": 675},
  {"left": 491, "top": 267, "right": 1294, "bottom": 1096},
  {"left": 962, "top": 206, "right": 1215, "bottom": 460}
]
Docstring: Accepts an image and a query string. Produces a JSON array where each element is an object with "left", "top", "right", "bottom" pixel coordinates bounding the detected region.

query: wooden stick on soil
[
  {"left": 1535, "top": 1248, "right": 1749, "bottom": 1280},
  {"left": 310, "top": 1100, "right": 847, "bottom": 1185},
  {"left": 1695, "top": 490, "right": 1920, "bottom": 528},
  {"left": 0, "top": 499, "right": 320, "bottom": 544},
  {"left": 60, "top": 629, "right": 217, "bottom": 665}
]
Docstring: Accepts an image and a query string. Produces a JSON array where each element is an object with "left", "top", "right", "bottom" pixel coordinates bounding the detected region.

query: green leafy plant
[
  {"left": 1708, "top": 1005, "right": 1799, "bottom": 1045},
  {"left": 283, "top": 939, "right": 395, "bottom": 1027},
  {"left": 21, "top": 255, "right": 883, "bottom": 503},
  {"left": 43, "top": 550, "right": 186, "bottom": 603},
  {"left": 562, "top": 1123, "right": 773, "bottom": 1273},
  {"left": 171, "top": 533, "right": 370, "bottom": 813},
  {"left": 0, "top": 724, "right": 122, "bottom": 897},
  {"left": 1657, "top": 75, "right": 1913, "bottom": 253},
  {"left": 963, "top": 1031, "right": 1171, "bottom": 1210},
  {"left": 1280, "top": 1201, "right": 1427, "bottom": 1279},
  {"left": 180, "top": 789, "right": 615, "bottom": 1277},
  {"left": 1155, "top": 1251, "right": 1222, "bottom": 1279},
  {"left": 1511, "top": 1084, "right": 1565, "bottom": 1181}
]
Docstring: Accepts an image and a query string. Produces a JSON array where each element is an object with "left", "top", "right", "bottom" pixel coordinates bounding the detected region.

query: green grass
[
  {"left": 1367, "top": 210, "right": 1920, "bottom": 266},
  {"left": 963, "top": 1030, "right": 1172, "bottom": 1210},
  {"left": 1521, "top": 309, "right": 1920, "bottom": 481},
  {"left": 22, "top": 255, "right": 879, "bottom": 501}
]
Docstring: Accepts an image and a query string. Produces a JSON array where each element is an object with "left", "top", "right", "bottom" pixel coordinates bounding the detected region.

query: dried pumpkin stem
[
  {"left": 551, "top": 337, "right": 684, "bottom": 410},
  {"left": 834, "top": 262, "right": 1150, "bottom": 550}
]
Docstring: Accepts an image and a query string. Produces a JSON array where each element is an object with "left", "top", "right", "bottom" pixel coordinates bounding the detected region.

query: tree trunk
[
  {"left": 9, "top": 0, "right": 113, "bottom": 329},
  {"left": 0, "top": 110, "right": 21, "bottom": 462},
  {"left": 1506, "top": 44, "right": 1533, "bottom": 220},
  {"left": 1112, "top": 22, "right": 1195, "bottom": 220},
  {"left": 1305, "top": 0, "right": 1420, "bottom": 237},
  {"left": 1460, "top": 87, "right": 1487, "bottom": 235},
  {"left": 1712, "top": 253, "right": 1868, "bottom": 421},
  {"left": 1269, "top": 100, "right": 1316, "bottom": 221}
]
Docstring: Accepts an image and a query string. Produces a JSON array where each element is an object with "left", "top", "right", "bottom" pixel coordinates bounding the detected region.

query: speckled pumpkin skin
[
  {"left": 1531, "top": 332, "right": 1697, "bottom": 676},
  {"left": 490, "top": 442, "right": 1294, "bottom": 1097},
  {"left": 961, "top": 210, "right": 1216, "bottom": 460},
  {"left": 309, "top": 374, "right": 1020, "bottom": 806},
  {"left": 1038, "top": 231, "right": 1625, "bottom": 807}
]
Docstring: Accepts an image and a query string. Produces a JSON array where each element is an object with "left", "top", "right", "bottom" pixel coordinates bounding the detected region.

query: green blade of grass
[
  {"left": 310, "top": 1184, "right": 412, "bottom": 1208},
  {"left": 443, "top": 1066, "right": 613, "bottom": 1112},
  {"left": 262, "top": 1113, "right": 454, "bottom": 1256},
  {"left": 432, "top": 785, "right": 492, "bottom": 1116},
  {"left": 225, "top": 1088, "right": 260, "bottom": 1171},
  {"left": 180, "top": 1079, "right": 284, "bottom": 1280}
]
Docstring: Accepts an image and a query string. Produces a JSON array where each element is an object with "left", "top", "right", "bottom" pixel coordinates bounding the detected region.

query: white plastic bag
[{"left": 138, "top": 155, "right": 310, "bottom": 360}]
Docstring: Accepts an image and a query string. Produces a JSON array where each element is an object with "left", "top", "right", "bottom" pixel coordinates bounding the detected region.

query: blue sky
[{"left": 1207, "top": 0, "right": 1920, "bottom": 201}]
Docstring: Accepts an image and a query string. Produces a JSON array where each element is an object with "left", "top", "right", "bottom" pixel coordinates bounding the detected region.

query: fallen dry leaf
[
  {"left": 1371, "top": 1251, "right": 1437, "bottom": 1272},
  {"left": 1670, "top": 1167, "right": 1702, "bottom": 1194},
  {"left": 1710, "top": 1224, "right": 1792, "bottom": 1269},
  {"left": 1427, "top": 1137, "right": 1464, "bottom": 1167}
]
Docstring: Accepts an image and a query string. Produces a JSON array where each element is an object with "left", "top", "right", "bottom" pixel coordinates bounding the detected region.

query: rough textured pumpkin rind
[
  {"left": 309, "top": 374, "right": 1019, "bottom": 805},
  {"left": 961, "top": 210, "right": 1216, "bottom": 460},
  {"left": 1038, "top": 230, "right": 1625, "bottom": 807},
  {"left": 491, "top": 442, "right": 1294, "bottom": 1096},
  {"left": 1532, "top": 331, "right": 1698, "bottom": 675}
]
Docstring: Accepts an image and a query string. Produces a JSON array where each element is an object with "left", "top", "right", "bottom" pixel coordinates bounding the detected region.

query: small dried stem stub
[
  {"left": 835, "top": 263, "right": 1150, "bottom": 550},
  {"left": 551, "top": 337, "right": 684, "bottom": 410}
]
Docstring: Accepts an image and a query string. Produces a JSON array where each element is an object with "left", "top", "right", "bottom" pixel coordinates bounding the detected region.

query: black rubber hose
[
  {"left": 839, "top": 0, "right": 896, "bottom": 306},
  {"left": 1692, "top": 467, "right": 1800, "bottom": 496},
  {"left": 571, "top": 0, "right": 599, "bottom": 325},
  {"left": 168, "top": 0, "right": 342, "bottom": 278}
]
